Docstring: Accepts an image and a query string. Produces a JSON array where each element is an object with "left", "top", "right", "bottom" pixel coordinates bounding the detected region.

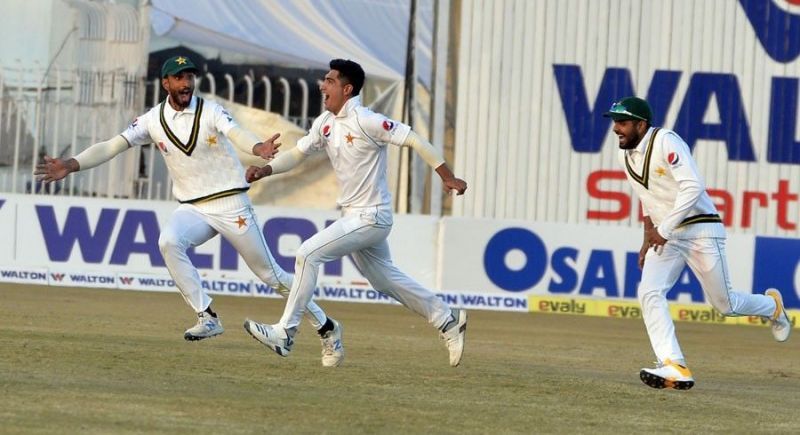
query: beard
[
  {"left": 618, "top": 137, "right": 640, "bottom": 150},
  {"left": 618, "top": 125, "right": 646, "bottom": 150},
  {"left": 168, "top": 87, "right": 194, "bottom": 110}
]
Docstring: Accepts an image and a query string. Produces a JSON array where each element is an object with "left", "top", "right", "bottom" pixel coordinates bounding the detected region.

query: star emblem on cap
[
  {"left": 176, "top": 56, "right": 188, "bottom": 65},
  {"left": 345, "top": 133, "right": 354, "bottom": 144},
  {"left": 236, "top": 216, "right": 246, "bottom": 228}
]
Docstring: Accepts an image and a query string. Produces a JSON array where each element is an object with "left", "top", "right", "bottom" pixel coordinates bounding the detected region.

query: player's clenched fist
[
  {"left": 443, "top": 177, "right": 467, "bottom": 195},
  {"left": 246, "top": 165, "right": 270, "bottom": 183}
]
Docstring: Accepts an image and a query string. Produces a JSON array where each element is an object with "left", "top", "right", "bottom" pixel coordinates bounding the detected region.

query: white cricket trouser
[
  {"left": 639, "top": 237, "right": 777, "bottom": 364},
  {"left": 278, "top": 205, "right": 452, "bottom": 330},
  {"left": 158, "top": 193, "right": 327, "bottom": 328}
]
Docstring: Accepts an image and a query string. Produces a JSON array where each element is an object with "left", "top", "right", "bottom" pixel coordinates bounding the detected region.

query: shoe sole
[
  {"left": 183, "top": 329, "right": 224, "bottom": 341},
  {"left": 322, "top": 358, "right": 343, "bottom": 367},
  {"left": 450, "top": 310, "right": 468, "bottom": 367},
  {"left": 243, "top": 320, "right": 290, "bottom": 357},
  {"left": 766, "top": 289, "right": 792, "bottom": 342},
  {"left": 639, "top": 370, "right": 694, "bottom": 390}
]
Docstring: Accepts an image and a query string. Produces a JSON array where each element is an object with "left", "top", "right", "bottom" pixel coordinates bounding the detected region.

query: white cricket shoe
[
  {"left": 320, "top": 318, "right": 344, "bottom": 367},
  {"left": 184, "top": 312, "right": 224, "bottom": 341},
  {"left": 766, "top": 288, "right": 792, "bottom": 342},
  {"left": 639, "top": 359, "right": 695, "bottom": 390},
  {"left": 243, "top": 319, "right": 294, "bottom": 357},
  {"left": 440, "top": 309, "right": 467, "bottom": 367}
]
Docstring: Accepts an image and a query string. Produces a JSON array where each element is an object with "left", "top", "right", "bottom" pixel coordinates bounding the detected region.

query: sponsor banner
[
  {"left": 116, "top": 272, "right": 271, "bottom": 299},
  {"left": 441, "top": 217, "right": 800, "bottom": 310},
  {"left": 0, "top": 266, "right": 48, "bottom": 285},
  {"left": 529, "top": 296, "right": 595, "bottom": 316},
  {"left": 439, "top": 291, "right": 528, "bottom": 312},
  {"left": 6, "top": 193, "right": 437, "bottom": 288},
  {"left": 5, "top": 193, "right": 798, "bottom": 315},
  {"left": 200, "top": 276, "right": 255, "bottom": 298},
  {"left": 529, "top": 295, "right": 800, "bottom": 329},
  {"left": 458, "top": 0, "right": 800, "bottom": 237},
  {"left": 312, "top": 283, "right": 529, "bottom": 312},
  {"left": 313, "top": 282, "right": 399, "bottom": 305},
  {"left": 116, "top": 272, "right": 176, "bottom": 292},
  {"left": 596, "top": 300, "right": 643, "bottom": 320},
  {"left": 670, "top": 304, "right": 731, "bottom": 325},
  {"left": 48, "top": 269, "right": 117, "bottom": 288}
]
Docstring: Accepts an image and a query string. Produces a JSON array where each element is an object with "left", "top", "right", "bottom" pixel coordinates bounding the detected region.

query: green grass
[{"left": 1, "top": 284, "right": 798, "bottom": 434}]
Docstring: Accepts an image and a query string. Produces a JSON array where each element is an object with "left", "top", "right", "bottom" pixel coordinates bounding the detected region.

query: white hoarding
[{"left": 438, "top": 216, "right": 788, "bottom": 307}]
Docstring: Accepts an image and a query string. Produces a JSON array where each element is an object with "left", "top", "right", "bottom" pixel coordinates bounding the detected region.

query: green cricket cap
[
  {"left": 161, "top": 55, "right": 198, "bottom": 78},
  {"left": 603, "top": 96, "right": 653, "bottom": 122}
]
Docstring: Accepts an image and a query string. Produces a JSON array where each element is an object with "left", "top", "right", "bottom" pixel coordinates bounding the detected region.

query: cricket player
[
  {"left": 604, "top": 96, "right": 792, "bottom": 390},
  {"left": 34, "top": 56, "right": 344, "bottom": 367},
  {"left": 242, "top": 59, "right": 469, "bottom": 367}
]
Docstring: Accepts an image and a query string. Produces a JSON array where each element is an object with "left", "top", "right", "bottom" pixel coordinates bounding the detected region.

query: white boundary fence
[{"left": 2, "top": 193, "right": 799, "bottom": 317}]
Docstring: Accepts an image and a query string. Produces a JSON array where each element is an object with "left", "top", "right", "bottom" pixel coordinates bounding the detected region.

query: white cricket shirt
[
  {"left": 121, "top": 95, "right": 248, "bottom": 203},
  {"left": 296, "top": 96, "right": 411, "bottom": 208},
  {"left": 618, "top": 127, "right": 726, "bottom": 240}
]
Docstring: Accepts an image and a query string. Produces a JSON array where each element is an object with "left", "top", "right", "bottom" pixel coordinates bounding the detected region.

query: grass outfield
[{"left": 1, "top": 284, "right": 798, "bottom": 434}]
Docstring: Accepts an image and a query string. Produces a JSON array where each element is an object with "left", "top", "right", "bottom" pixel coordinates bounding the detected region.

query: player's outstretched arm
[
  {"left": 34, "top": 135, "right": 129, "bottom": 184},
  {"left": 227, "top": 126, "right": 281, "bottom": 161},
  {"left": 403, "top": 130, "right": 467, "bottom": 195}
]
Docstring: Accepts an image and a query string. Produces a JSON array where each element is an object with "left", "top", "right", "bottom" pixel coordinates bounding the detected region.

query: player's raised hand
[
  {"left": 34, "top": 155, "right": 72, "bottom": 184},
  {"left": 252, "top": 133, "right": 282, "bottom": 161},
  {"left": 443, "top": 177, "right": 468, "bottom": 195}
]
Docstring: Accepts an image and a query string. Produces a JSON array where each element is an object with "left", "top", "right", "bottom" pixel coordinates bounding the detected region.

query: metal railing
[
  {"left": 2, "top": 66, "right": 381, "bottom": 201},
  {"left": 0, "top": 66, "right": 143, "bottom": 198},
  {"left": 151, "top": 72, "right": 325, "bottom": 129}
]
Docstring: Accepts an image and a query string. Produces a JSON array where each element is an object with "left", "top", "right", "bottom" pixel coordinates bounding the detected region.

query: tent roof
[{"left": 150, "top": 0, "right": 433, "bottom": 85}]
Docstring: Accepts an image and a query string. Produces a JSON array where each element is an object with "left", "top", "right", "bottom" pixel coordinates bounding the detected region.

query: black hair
[{"left": 329, "top": 59, "right": 365, "bottom": 96}]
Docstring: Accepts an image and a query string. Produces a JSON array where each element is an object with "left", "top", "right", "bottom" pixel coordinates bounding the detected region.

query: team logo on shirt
[
  {"left": 382, "top": 119, "right": 395, "bottom": 132},
  {"left": 207, "top": 135, "right": 218, "bottom": 146},
  {"left": 323, "top": 125, "right": 331, "bottom": 138},
  {"left": 345, "top": 133, "right": 355, "bottom": 144},
  {"left": 668, "top": 152, "right": 680, "bottom": 166}
]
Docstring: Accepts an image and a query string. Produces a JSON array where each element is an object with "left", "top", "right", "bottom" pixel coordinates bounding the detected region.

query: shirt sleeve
[
  {"left": 657, "top": 131, "right": 705, "bottom": 239},
  {"left": 296, "top": 114, "right": 328, "bottom": 154},
  {"left": 211, "top": 101, "right": 239, "bottom": 135},
  {"left": 120, "top": 110, "right": 153, "bottom": 146},
  {"left": 356, "top": 109, "right": 411, "bottom": 147}
]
